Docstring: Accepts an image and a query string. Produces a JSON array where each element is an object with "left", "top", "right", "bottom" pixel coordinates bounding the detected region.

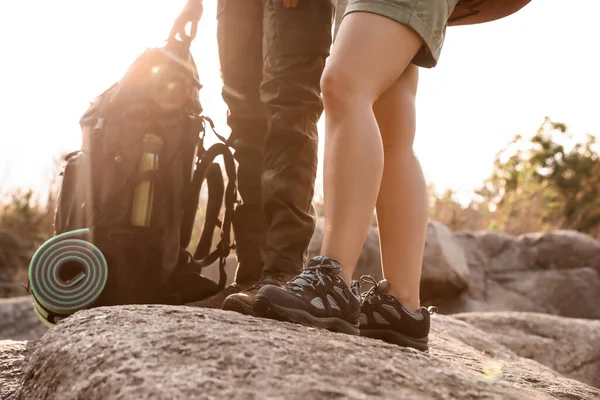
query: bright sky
[{"left": 0, "top": 0, "right": 598, "bottom": 203}]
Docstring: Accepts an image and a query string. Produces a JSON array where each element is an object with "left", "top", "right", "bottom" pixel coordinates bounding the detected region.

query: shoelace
[
  {"left": 359, "top": 274, "right": 439, "bottom": 315},
  {"left": 286, "top": 264, "right": 333, "bottom": 291},
  {"left": 359, "top": 275, "right": 382, "bottom": 302}
]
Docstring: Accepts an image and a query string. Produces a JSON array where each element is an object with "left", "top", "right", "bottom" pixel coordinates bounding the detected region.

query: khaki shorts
[{"left": 334, "top": 0, "right": 459, "bottom": 68}]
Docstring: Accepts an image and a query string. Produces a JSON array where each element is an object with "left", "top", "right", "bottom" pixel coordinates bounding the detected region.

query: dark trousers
[{"left": 217, "top": 0, "right": 334, "bottom": 282}]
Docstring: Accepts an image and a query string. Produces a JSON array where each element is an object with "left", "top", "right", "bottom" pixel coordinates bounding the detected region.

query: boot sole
[
  {"left": 222, "top": 296, "right": 253, "bottom": 316},
  {"left": 360, "top": 328, "right": 429, "bottom": 352},
  {"left": 252, "top": 295, "right": 359, "bottom": 336}
]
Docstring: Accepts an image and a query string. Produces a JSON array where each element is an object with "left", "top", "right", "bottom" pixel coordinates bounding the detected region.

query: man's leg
[
  {"left": 193, "top": 0, "right": 267, "bottom": 309},
  {"left": 260, "top": 0, "right": 334, "bottom": 276},
  {"left": 220, "top": 0, "right": 267, "bottom": 287},
  {"left": 221, "top": 0, "right": 333, "bottom": 314}
]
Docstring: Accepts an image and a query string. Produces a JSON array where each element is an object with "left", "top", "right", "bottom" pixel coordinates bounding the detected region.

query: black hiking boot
[
  {"left": 358, "top": 276, "right": 433, "bottom": 352},
  {"left": 222, "top": 272, "right": 296, "bottom": 316},
  {"left": 253, "top": 256, "right": 361, "bottom": 335}
]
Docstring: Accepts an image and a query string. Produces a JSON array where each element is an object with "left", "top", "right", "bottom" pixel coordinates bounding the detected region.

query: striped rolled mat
[{"left": 28, "top": 228, "right": 108, "bottom": 327}]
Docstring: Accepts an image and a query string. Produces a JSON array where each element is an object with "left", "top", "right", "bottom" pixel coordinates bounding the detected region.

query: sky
[{"left": 0, "top": 0, "right": 598, "bottom": 204}]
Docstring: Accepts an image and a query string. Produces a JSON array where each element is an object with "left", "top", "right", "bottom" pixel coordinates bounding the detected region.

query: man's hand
[
  {"left": 282, "top": 0, "right": 299, "bottom": 8},
  {"left": 170, "top": 0, "right": 203, "bottom": 41}
]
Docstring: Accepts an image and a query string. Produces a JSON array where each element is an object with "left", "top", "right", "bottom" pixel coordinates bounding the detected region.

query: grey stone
[{"left": 14, "top": 306, "right": 600, "bottom": 400}]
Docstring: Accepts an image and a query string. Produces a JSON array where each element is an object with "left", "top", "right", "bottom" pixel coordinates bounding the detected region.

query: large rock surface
[
  {"left": 441, "top": 230, "right": 600, "bottom": 319},
  {"left": 454, "top": 312, "right": 600, "bottom": 389},
  {"left": 0, "top": 296, "right": 48, "bottom": 341},
  {"left": 13, "top": 306, "right": 600, "bottom": 399},
  {"left": 1, "top": 340, "right": 32, "bottom": 400},
  {"left": 420, "top": 221, "right": 470, "bottom": 300}
]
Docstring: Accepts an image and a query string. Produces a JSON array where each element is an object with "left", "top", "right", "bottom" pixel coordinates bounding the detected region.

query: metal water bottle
[{"left": 131, "top": 134, "right": 164, "bottom": 227}]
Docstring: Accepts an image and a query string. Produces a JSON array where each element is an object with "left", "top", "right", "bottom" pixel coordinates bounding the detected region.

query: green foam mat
[{"left": 29, "top": 228, "right": 108, "bottom": 321}]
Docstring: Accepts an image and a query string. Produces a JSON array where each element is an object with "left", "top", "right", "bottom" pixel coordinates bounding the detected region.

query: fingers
[
  {"left": 188, "top": 20, "right": 198, "bottom": 40},
  {"left": 169, "top": 18, "right": 182, "bottom": 39},
  {"left": 169, "top": 0, "right": 202, "bottom": 41},
  {"left": 169, "top": 18, "right": 198, "bottom": 42}
]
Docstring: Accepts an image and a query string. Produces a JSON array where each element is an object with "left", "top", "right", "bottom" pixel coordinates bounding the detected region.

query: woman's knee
[{"left": 320, "top": 63, "right": 373, "bottom": 112}]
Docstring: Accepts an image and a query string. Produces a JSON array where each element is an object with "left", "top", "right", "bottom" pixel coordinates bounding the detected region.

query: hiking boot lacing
[{"left": 359, "top": 275, "right": 437, "bottom": 315}]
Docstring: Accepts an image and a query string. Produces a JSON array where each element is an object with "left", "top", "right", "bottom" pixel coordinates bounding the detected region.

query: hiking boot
[
  {"left": 358, "top": 276, "right": 432, "bottom": 352},
  {"left": 222, "top": 272, "right": 295, "bottom": 316},
  {"left": 186, "top": 282, "right": 249, "bottom": 309},
  {"left": 253, "top": 256, "right": 361, "bottom": 335}
]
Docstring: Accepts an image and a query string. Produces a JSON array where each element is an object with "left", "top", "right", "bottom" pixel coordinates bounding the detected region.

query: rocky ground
[
  {"left": 454, "top": 312, "right": 600, "bottom": 388},
  {"left": 2, "top": 306, "right": 599, "bottom": 400},
  {"left": 1, "top": 340, "right": 34, "bottom": 400}
]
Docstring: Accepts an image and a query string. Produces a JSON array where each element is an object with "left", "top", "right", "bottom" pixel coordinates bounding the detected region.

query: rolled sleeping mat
[{"left": 28, "top": 228, "right": 108, "bottom": 327}]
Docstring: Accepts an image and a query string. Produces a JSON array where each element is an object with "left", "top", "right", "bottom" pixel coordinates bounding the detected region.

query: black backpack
[{"left": 28, "top": 37, "right": 238, "bottom": 326}]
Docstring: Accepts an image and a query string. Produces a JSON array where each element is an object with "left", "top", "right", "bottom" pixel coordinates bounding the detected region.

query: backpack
[
  {"left": 448, "top": 0, "right": 532, "bottom": 26},
  {"left": 28, "top": 37, "right": 238, "bottom": 326}
]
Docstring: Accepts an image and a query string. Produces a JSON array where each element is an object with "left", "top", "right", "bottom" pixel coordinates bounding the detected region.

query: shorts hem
[{"left": 342, "top": 2, "right": 443, "bottom": 68}]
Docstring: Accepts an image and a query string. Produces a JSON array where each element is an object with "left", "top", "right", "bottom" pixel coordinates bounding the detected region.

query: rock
[
  {"left": 454, "top": 312, "right": 600, "bottom": 389},
  {"left": 520, "top": 230, "right": 600, "bottom": 271},
  {"left": 0, "top": 296, "right": 48, "bottom": 341},
  {"left": 420, "top": 221, "right": 470, "bottom": 300},
  {"left": 454, "top": 229, "right": 600, "bottom": 276},
  {"left": 0, "top": 340, "right": 32, "bottom": 400},
  {"left": 443, "top": 230, "right": 600, "bottom": 319},
  {"left": 491, "top": 267, "right": 600, "bottom": 318},
  {"left": 15, "top": 306, "right": 600, "bottom": 399}
]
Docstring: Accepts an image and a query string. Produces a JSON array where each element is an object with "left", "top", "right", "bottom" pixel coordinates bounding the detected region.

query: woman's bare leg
[
  {"left": 374, "top": 64, "right": 426, "bottom": 312},
  {"left": 319, "top": 12, "right": 422, "bottom": 284}
]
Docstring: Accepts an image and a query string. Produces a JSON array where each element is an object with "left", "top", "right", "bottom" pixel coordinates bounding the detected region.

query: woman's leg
[
  {"left": 373, "top": 64, "right": 427, "bottom": 313},
  {"left": 319, "top": 11, "right": 423, "bottom": 284},
  {"left": 252, "top": 11, "right": 423, "bottom": 333},
  {"left": 254, "top": 1, "right": 451, "bottom": 350}
]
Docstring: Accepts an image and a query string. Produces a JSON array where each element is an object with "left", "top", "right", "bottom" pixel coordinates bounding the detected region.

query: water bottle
[{"left": 131, "top": 134, "right": 164, "bottom": 227}]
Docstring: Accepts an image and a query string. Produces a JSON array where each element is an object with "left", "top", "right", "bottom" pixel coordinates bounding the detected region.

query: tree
[
  {"left": 0, "top": 188, "right": 54, "bottom": 297},
  {"left": 479, "top": 117, "right": 600, "bottom": 235}
]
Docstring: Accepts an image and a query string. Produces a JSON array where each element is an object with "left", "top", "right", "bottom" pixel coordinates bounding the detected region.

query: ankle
[
  {"left": 398, "top": 300, "right": 421, "bottom": 314},
  {"left": 340, "top": 273, "right": 353, "bottom": 287},
  {"left": 388, "top": 287, "right": 421, "bottom": 313}
]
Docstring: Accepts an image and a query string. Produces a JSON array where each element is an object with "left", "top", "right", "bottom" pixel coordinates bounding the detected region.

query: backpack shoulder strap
[
  {"left": 180, "top": 117, "right": 238, "bottom": 291},
  {"left": 194, "top": 162, "right": 225, "bottom": 260}
]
